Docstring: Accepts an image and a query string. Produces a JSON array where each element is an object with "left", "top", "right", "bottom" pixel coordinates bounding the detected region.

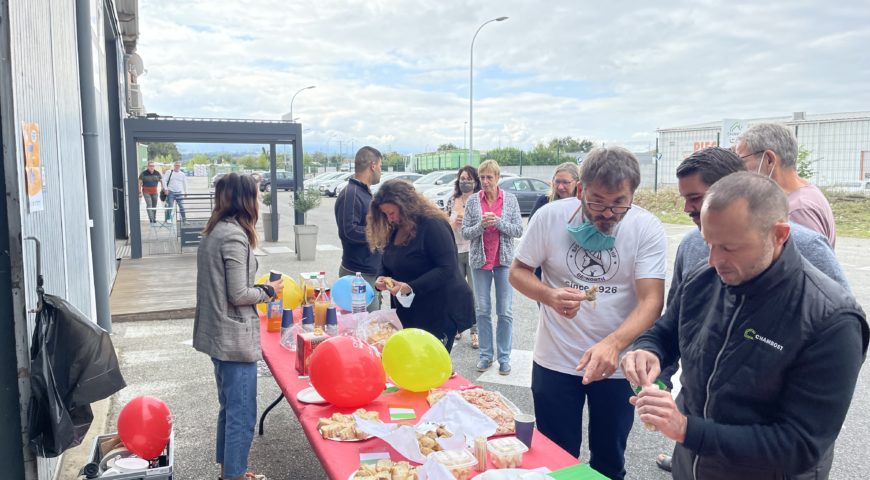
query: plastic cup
[{"left": 514, "top": 413, "right": 535, "bottom": 448}]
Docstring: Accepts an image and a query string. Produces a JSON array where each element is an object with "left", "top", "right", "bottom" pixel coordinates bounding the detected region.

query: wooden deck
[{"left": 110, "top": 253, "right": 197, "bottom": 322}]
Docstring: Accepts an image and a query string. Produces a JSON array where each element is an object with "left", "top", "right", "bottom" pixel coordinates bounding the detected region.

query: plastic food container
[
  {"left": 487, "top": 436, "right": 529, "bottom": 469},
  {"left": 429, "top": 449, "right": 477, "bottom": 480}
]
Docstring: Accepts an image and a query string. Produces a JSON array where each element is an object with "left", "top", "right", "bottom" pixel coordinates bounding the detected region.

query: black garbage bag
[{"left": 27, "top": 294, "right": 126, "bottom": 457}]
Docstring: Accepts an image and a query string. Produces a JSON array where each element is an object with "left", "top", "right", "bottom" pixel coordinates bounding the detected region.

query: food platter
[{"left": 296, "top": 386, "right": 327, "bottom": 405}]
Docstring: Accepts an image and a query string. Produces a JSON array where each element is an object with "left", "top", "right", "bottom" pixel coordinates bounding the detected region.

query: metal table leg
[{"left": 258, "top": 393, "right": 284, "bottom": 435}]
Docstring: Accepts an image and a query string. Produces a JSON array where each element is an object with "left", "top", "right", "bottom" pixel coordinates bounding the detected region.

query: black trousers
[{"left": 531, "top": 362, "right": 635, "bottom": 480}]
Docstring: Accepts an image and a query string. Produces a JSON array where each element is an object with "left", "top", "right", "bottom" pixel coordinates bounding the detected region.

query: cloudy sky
[{"left": 136, "top": 0, "right": 870, "bottom": 154}]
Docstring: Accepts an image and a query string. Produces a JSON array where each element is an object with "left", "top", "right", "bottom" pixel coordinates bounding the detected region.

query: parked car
[
  {"left": 211, "top": 173, "right": 226, "bottom": 188},
  {"left": 499, "top": 177, "right": 551, "bottom": 215},
  {"left": 259, "top": 170, "right": 295, "bottom": 192},
  {"left": 831, "top": 180, "right": 870, "bottom": 194},
  {"left": 371, "top": 172, "right": 424, "bottom": 195},
  {"left": 413, "top": 170, "right": 457, "bottom": 194},
  {"left": 424, "top": 185, "right": 455, "bottom": 210},
  {"left": 319, "top": 172, "right": 353, "bottom": 197},
  {"left": 306, "top": 172, "right": 344, "bottom": 190}
]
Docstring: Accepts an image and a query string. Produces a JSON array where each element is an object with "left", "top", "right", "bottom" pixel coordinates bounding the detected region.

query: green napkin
[{"left": 548, "top": 464, "right": 609, "bottom": 480}]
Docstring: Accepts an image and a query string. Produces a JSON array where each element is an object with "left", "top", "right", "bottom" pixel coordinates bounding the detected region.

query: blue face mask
[
  {"left": 566, "top": 220, "right": 616, "bottom": 251},
  {"left": 566, "top": 201, "right": 617, "bottom": 251}
]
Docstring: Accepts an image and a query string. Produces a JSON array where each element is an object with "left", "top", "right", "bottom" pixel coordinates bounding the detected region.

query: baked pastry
[
  {"left": 318, "top": 409, "right": 381, "bottom": 441},
  {"left": 586, "top": 285, "right": 598, "bottom": 302},
  {"left": 352, "top": 459, "right": 418, "bottom": 480},
  {"left": 416, "top": 424, "right": 452, "bottom": 455}
]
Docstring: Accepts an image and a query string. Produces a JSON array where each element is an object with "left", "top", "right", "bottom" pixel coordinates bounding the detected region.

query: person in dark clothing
[
  {"left": 367, "top": 179, "right": 474, "bottom": 352},
  {"left": 622, "top": 172, "right": 868, "bottom": 480},
  {"left": 335, "top": 146, "right": 383, "bottom": 311}
]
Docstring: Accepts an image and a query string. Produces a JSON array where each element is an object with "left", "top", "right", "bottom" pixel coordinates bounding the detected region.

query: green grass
[{"left": 634, "top": 188, "right": 870, "bottom": 239}]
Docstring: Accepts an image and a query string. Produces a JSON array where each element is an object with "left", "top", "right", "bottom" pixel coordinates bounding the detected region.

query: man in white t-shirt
[
  {"left": 162, "top": 160, "right": 188, "bottom": 223},
  {"left": 509, "top": 147, "right": 667, "bottom": 480}
]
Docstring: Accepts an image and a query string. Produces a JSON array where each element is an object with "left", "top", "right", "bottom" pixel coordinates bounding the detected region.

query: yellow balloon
[
  {"left": 382, "top": 328, "right": 452, "bottom": 392},
  {"left": 255, "top": 274, "right": 303, "bottom": 313}
]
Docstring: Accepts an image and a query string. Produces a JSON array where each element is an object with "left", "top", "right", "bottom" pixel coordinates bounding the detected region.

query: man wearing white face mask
[
  {"left": 734, "top": 123, "right": 836, "bottom": 248},
  {"left": 509, "top": 147, "right": 667, "bottom": 480}
]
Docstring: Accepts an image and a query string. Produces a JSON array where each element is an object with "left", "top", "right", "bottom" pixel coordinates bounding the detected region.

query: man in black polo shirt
[
  {"left": 138, "top": 161, "right": 165, "bottom": 223},
  {"left": 335, "top": 146, "right": 383, "bottom": 311}
]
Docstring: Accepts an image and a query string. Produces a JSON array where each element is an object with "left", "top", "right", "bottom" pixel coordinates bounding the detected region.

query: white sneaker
[{"left": 166, "top": 219, "right": 173, "bottom": 224}]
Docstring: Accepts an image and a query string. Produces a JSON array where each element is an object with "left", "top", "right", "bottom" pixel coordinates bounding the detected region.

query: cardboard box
[
  {"left": 87, "top": 431, "right": 174, "bottom": 479},
  {"left": 296, "top": 331, "right": 328, "bottom": 376}
]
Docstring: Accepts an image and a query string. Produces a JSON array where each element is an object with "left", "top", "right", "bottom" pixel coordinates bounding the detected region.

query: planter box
[
  {"left": 294, "top": 224, "right": 318, "bottom": 261},
  {"left": 262, "top": 212, "right": 279, "bottom": 242}
]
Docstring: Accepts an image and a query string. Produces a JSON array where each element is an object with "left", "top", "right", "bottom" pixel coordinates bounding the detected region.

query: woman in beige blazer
[{"left": 193, "top": 173, "right": 283, "bottom": 480}]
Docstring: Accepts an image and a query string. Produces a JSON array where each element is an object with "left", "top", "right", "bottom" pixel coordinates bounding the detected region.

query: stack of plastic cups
[
  {"left": 280, "top": 308, "right": 297, "bottom": 351},
  {"left": 301, "top": 304, "right": 315, "bottom": 333},
  {"left": 325, "top": 306, "right": 338, "bottom": 336}
]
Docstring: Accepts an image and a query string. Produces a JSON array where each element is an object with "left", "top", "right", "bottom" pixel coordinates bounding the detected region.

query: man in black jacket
[
  {"left": 335, "top": 146, "right": 383, "bottom": 311},
  {"left": 622, "top": 172, "right": 868, "bottom": 480}
]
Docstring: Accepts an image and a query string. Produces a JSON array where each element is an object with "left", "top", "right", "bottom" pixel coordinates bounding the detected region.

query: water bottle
[
  {"left": 280, "top": 308, "right": 298, "bottom": 351},
  {"left": 301, "top": 304, "right": 315, "bottom": 333},
  {"left": 352, "top": 272, "right": 368, "bottom": 314},
  {"left": 325, "top": 306, "right": 338, "bottom": 337}
]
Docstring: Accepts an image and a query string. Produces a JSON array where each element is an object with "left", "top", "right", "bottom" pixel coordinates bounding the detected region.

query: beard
[{"left": 581, "top": 202, "right": 624, "bottom": 235}]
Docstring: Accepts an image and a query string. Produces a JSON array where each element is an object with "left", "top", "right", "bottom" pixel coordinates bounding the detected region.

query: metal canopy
[{"left": 123, "top": 116, "right": 304, "bottom": 259}]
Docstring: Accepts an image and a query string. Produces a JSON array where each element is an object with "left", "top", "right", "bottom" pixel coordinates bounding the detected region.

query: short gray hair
[
  {"left": 703, "top": 172, "right": 788, "bottom": 233},
  {"left": 737, "top": 123, "right": 798, "bottom": 169},
  {"left": 580, "top": 147, "right": 641, "bottom": 192}
]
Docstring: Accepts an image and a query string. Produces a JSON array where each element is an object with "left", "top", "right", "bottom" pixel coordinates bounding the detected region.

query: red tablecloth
[{"left": 260, "top": 320, "right": 580, "bottom": 479}]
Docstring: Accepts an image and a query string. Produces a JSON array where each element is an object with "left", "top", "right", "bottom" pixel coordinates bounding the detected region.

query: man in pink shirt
[{"left": 735, "top": 123, "right": 836, "bottom": 248}]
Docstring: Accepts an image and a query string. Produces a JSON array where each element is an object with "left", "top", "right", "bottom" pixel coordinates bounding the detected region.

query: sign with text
[
  {"left": 721, "top": 118, "right": 747, "bottom": 149},
  {"left": 21, "top": 122, "right": 44, "bottom": 212}
]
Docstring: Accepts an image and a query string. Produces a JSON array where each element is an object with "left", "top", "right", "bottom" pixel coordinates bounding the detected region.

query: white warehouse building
[{"left": 655, "top": 111, "right": 870, "bottom": 188}]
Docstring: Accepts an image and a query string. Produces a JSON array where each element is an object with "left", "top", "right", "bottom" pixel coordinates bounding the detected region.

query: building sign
[
  {"left": 693, "top": 141, "right": 717, "bottom": 151},
  {"left": 721, "top": 118, "right": 746, "bottom": 149},
  {"left": 21, "top": 122, "right": 44, "bottom": 212}
]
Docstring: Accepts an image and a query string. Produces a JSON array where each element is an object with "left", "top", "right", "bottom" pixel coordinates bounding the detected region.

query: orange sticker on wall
[{"left": 22, "top": 122, "right": 44, "bottom": 212}]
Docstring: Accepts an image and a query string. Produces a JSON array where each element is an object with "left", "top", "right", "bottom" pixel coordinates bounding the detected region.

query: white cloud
[{"left": 136, "top": 0, "right": 870, "bottom": 153}]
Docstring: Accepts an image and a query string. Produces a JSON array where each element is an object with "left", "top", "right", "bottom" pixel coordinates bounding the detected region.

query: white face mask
[
  {"left": 396, "top": 289, "right": 415, "bottom": 308},
  {"left": 756, "top": 152, "right": 775, "bottom": 178}
]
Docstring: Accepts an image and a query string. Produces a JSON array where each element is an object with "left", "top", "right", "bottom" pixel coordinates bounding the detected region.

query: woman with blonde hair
[
  {"left": 194, "top": 173, "right": 283, "bottom": 480},
  {"left": 368, "top": 179, "right": 474, "bottom": 351},
  {"left": 529, "top": 162, "right": 581, "bottom": 219},
  {"left": 461, "top": 160, "right": 523, "bottom": 375}
]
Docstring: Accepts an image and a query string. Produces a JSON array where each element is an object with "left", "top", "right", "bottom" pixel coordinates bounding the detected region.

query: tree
[
  {"left": 796, "top": 145, "right": 814, "bottom": 179},
  {"left": 383, "top": 152, "right": 406, "bottom": 170},
  {"left": 437, "top": 143, "right": 459, "bottom": 151},
  {"left": 189, "top": 153, "right": 211, "bottom": 166},
  {"left": 146, "top": 142, "right": 180, "bottom": 163}
]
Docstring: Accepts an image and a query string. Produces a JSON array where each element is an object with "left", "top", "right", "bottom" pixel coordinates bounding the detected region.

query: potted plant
[
  {"left": 261, "top": 190, "right": 279, "bottom": 242},
  {"left": 290, "top": 187, "right": 322, "bottom": 260}
]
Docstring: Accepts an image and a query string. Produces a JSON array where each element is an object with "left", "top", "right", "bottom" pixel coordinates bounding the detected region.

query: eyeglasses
[
  {"left": 739, "top": 150, "right": 765, "bottom": 160},
  {"left": 553, "top": 179, "right": 576, "bottom": 186},
  {"left": 584, "top": 200, "right": 631, "bottom": 215}
]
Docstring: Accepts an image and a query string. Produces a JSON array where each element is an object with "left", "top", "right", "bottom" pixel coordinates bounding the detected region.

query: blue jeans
[
  {"left": 531, "top": 362, "right": 634, "bottom": 480},
  {"left": 212, "top": 359, "right": 258, "bottom": 478},
  {"left": 165, "top": 191, "right": 186, "bottom": 221},
  {"left": 472, "top": 266, "right": 512, "bottom": 365}
]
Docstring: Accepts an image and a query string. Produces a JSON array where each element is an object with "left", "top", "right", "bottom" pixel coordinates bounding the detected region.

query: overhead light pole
[
  {"left": 289, "top": 85, "right": 316, "bottom": 124},
  {"left": 463, "top": 121, "right": 468, "bottom": 152},
  {"left": 469, "top": 16, "right": 508, "bottom": 165}
]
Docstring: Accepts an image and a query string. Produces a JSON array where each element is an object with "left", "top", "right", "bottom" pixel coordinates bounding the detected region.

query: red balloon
[
  {"left": 309, "top": 336, "right": 386, "bottom": 408},
  {"left": 118, "top": 396, "right": 172, "bottom": 459}
]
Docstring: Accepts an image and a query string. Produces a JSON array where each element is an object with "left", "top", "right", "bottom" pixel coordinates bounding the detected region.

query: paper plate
[
  {"left": 296, "top": 386, "right": 327, "bottom": 405},
  {"left": 474, "top": 469, "right": 550, "bottom": 480}
]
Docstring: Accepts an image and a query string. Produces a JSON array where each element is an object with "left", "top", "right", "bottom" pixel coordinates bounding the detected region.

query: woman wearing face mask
[
  {"left": 367, "top": 180, "right": 474, "bottom": 352},
  {"left": 447, "top": 166, "right": 482, "bottom": 348},
  {"left": 461, "top": 160, "right": 524, "bottom": 376}
]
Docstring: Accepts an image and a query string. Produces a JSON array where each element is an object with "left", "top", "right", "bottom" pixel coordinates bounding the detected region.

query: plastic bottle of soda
[
  {"left": 352, "top": 272, "right": 367, "bottom": 314},
  {"left": 266, "top": 270, "right": 283, "bottom": 332}
]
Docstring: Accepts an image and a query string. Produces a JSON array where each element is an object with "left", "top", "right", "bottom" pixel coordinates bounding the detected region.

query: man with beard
[
  {"left": 653, "top": 147, "right": 849, "bottom": 472},
  {"left": 335, "top": 146, "right": 383, "bottom": 311},
  {"left": 509, "top": 147, "right": 667, "bottom": 479},
  {"left": 624, "top": 173, "right": 867, "bottom": 479}
]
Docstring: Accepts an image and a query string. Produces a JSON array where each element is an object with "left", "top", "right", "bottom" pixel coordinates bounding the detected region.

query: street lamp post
[
  {"left": 463, "top": 121, "right": 468, "bottom": 153},
  {"left": 289, "top": 85, "right": 316, "bottom": 124},
  {"left": 469, "top": 16, "right": 508, "bottom": 165}
]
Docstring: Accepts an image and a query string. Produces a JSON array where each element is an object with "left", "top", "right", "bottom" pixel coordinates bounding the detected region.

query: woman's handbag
[{"left": 159, "top": 190, "right": 167, "bottom": 202}]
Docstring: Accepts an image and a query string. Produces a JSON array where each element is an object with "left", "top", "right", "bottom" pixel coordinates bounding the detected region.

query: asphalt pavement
[{"left": 69, "top": 184, "right": 870, "bottom": 480}]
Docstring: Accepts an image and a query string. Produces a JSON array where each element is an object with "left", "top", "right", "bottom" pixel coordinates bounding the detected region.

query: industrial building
[{"left": 656, "top": 111, "right": 870, "bottom": 188}]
